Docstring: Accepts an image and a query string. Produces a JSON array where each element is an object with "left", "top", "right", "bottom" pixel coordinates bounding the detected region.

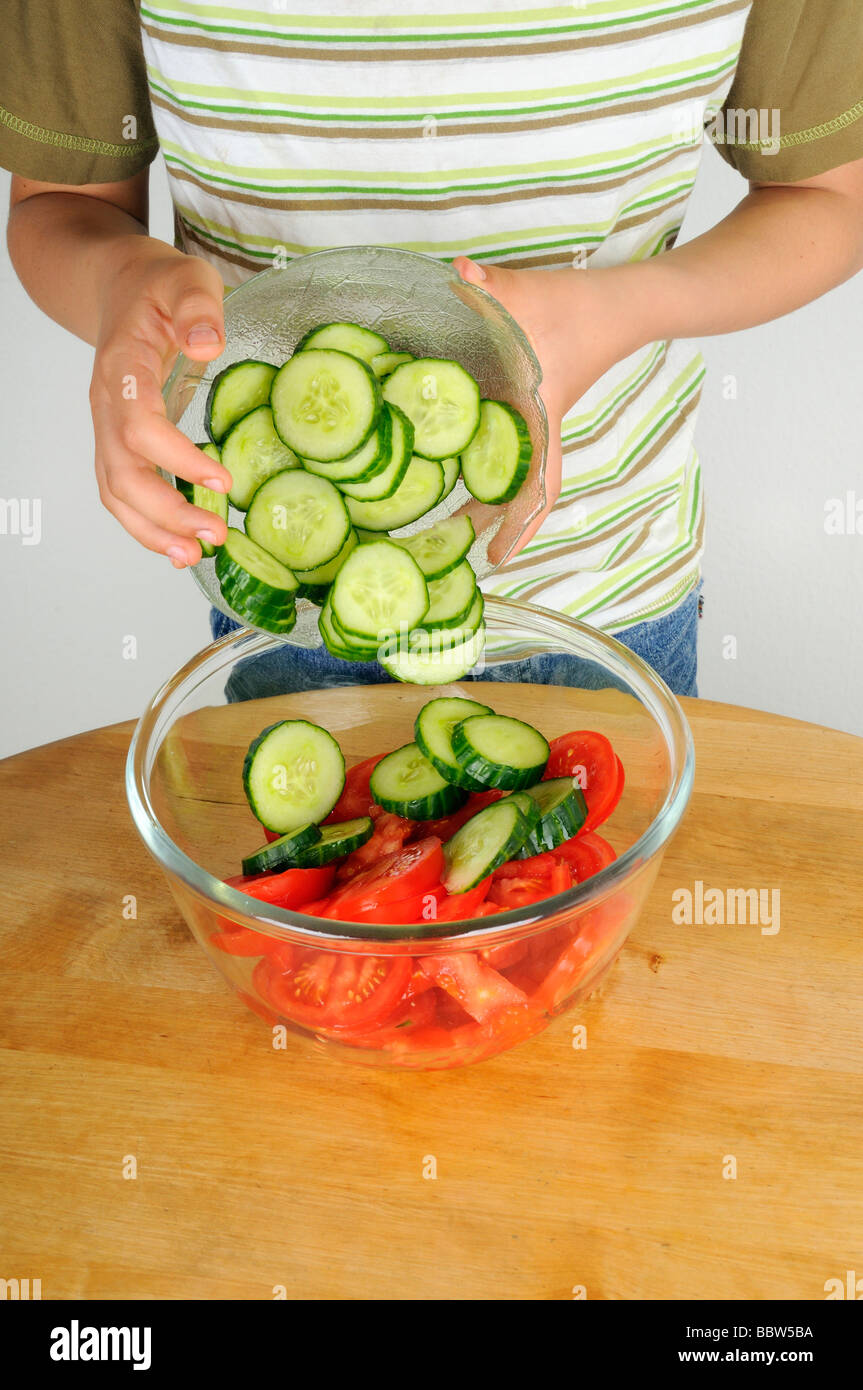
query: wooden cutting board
[{"left": 1, "top": 698, "right": 861, "bottom": 1301}]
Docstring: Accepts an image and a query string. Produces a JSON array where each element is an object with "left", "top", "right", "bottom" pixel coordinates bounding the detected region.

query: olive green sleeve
[
  {"left": 0, "top": 0, "right": 158, "bottom": 183},
  {"left": 710, "top": 0, "right": 863, "bottom": 183}
]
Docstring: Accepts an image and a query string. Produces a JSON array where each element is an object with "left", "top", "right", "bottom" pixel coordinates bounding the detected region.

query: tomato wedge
[
  {"left": 224, "top": 864, "right": 336, "bottom": 908},
  {"left": 419, "top": 952, "right": 530, "bottom": 1024},
  {"left": 554, "top": 831, "right": 617, "bottom": 880},
  {"left": 543, "top": 730, "right": 623, "bottom": 831},
  {"left": 325, "top": 753, "right": 387, "bottom": 823},
  {"left": 257, "top": 945, "right": 412, "bottom": 1032},
  {"left": 426, "top": 876, "right": 492, "bottom": 922},
  {"left": 533, "top": 899, "right": 629, "bottom": 1011},
  {"left": 335, "top": 810, "right": 415, "bottom": 880},
  {"left": 324, "top": 837, "right": 444, "bottom": 919}
]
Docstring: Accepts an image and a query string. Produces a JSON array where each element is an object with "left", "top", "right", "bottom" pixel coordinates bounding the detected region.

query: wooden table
[{"left": 1, "top": 699, "right": 861, "bottom": 1301}]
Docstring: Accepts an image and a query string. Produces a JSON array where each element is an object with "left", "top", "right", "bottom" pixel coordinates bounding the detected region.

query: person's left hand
[{"left": 453, "top": 256, "right": 641, "bottom": 560}]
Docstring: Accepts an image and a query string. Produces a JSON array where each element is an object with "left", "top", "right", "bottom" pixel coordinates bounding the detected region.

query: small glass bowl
[
  {"left": 161, "top": 246, "right": 548, "bottom": 642},
  {"left": 126, "top": 597, "right": 694, "bottom": 1070}
]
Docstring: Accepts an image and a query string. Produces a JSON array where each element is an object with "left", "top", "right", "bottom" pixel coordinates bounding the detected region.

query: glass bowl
[
  {"left": 161, "top": 246, "right": 548, "bottom": 642},
  {"left": 126, "top": 598, "right": 694, "bottom": 1070}
]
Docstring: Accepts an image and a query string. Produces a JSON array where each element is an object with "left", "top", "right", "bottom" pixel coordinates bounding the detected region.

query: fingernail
[
  {"left": 464, "top": 259, "right": 487, "bottom": 282},
  {"left": 186, "top": 324, "right": 221, "bottom": 346},
  {"left": 167, "top": 545, "right": 187, "bottom": 568},
  {"left": 196, "top": 529, "right": 218, "bottom": 546},
  {"left": 203, "top": 476, "right": 228, "bottom": 492}
]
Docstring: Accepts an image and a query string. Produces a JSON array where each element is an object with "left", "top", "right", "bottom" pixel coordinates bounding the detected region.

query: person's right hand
[{"left": 89, "top": 242, "right": 232, "bottom": 567}]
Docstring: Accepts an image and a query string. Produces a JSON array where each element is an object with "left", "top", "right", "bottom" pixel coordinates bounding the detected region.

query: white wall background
[{"left": 1, "top": 147, "right": 861, "bottom": 758}]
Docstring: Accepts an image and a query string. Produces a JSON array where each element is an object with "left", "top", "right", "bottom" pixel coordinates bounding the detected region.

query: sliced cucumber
[
  {"left": 355, "top": 527, "right": 385, "bottom": 544},
  {"left": 389, "top": 513, "right": 474, "bottom": 581},
  {"left": 420, "top": 560, "right": 477, "bottom": 630},
  {"left": 178, "top": 441, "right": 221, "bottom": 505},
  {"left": 241, "top": 822, "right": 321, "bottom": 876},
  {"left": 187, "top": 447, "right": 229, "bottom": 555},
  {"left": 292, "top": 816, "right": 375, "bottom": 867},
  {"left": 215, "top": 528, "right": 298, "bottom": 632},
  {"left": 460, "top": 400, "right": 531, "bottom": 504},
  {"left": 439, "top": 454, "right": 461, "bottom": 500},
  {"left": 370, "top": 743, "right": 467, "bottom": 820},
  {"left": 242, "top": 719, "right": 345, "bottom": 833},
  {"left": 298, "top": 583, "right": 330, "bottom": 607},
  {"left": 442, "top": 798, "right": 530, "bottom": 894},
  {"left": 246, "top": 468, "right": 351, "bottom": 570},
  {"left": 270, "top": 349, "right": 381, "bottom": 462},
  {"left": 206, "top": 360, "right": 277, "bottom": 445},
  {"left": 520, "top": 777, "right": 588, "bottom": 854},
  {"left": 378, "top": 623, "right": 486, "bottom": 685},
  {"left": 337, "top": 404, "right": 413, "bottom": 502},
  {"left": 328, "top": 599, "right": 379, "bottom": 653},
  {"left": 414, "top": 696, "right": 494, "bottom": 789},
  {"left": 344, "top": 455, "right": 444, "bottom": 532},
  {"left": 295, "top": 321, "right": 389, "bottom": 364},
  {"left": 382, "top": 358, "right": 481, "bottom": 459},
  {"left": 451, "top": 715, "right": 550, "bottom": 791},
  {"left": 504, "top": 791, "right": 542, "bottom": 838},
  {"left": 329, "top": 539, "right": 428, "bottom": 642},
  {"left": 372, "top": 351, "right": 414, "bottom": 379},
  {"left": 301, "top": 402, "right": 393, "bottom": 484},
  {"left": 318, "top": 598, "right": 379, "bottom": 663},
  {"left": 220, "top": 405, "right": 299, "bottom": 510},
  {"left": 293, "top": 527, "right": 358, "bottom": 594}
]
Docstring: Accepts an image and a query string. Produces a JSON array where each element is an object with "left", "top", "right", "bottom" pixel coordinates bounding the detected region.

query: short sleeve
[
  {"left": 0, "top": 0, "right": 158, "bottom": 184},
  {"left": 710, "top": 0, "right": 863, "bottom": 183}
]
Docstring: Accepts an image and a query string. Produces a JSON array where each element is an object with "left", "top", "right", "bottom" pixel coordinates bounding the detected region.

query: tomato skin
[
  {"left": 325, "top": 753, "right": 387, "bottom": 823},
  {"left": 418, "top": 952, "right": 530, "bottom": 1024},
  {"left": 543, "top": 730, "right": 623, "bottom": 831},
  {"left": 479, "top": 937, "right": 528, "bottom": 969},
  {"left": 224, "top": 864, "right": 336, "bottom": 909},
  {"left": 426, "top": 876, "right": 492, "bottom": 922},
  {"left": 335, "top": 810, "right": 415, "bottom": 881},
  {"left": 324, "top": 837, "right": 444, "bottom": 918},
  {"left": 211, "top": 925, "right": 274, "bottom": 957},
  {"left": 258, "top": 946, "right": 413, "bottom": 1032},
  {"left": 533, "top": 900, "right": 629, "bottom": 1011},
  {"left": 554, "top": 831, "right": 617, "bottom": 880}
]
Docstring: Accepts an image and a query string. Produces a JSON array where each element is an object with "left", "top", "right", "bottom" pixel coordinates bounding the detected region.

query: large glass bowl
[
  {"left": 126, "top": 598, "right": 693, "bottom": 1070},
  {"left": 161, "top": 246, "right": 548, "bottom": 640}
]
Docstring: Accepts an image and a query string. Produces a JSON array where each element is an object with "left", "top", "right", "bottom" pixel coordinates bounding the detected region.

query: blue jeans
[{"left": 210, "top": 584, "right": 700, "bottom": 701}]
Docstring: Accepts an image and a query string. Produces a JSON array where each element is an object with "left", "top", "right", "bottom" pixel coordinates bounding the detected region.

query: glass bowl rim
[{"left": 126, "top": 595, "right": 694, "bottom": 948}]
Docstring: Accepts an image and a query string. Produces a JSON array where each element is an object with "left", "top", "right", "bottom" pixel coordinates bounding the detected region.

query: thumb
[
  {"left": 164, "top": 256, "right": 226, "bottom": 361},
  {"left": 453, "top": 256, "right": 515, "bottom": 301}
]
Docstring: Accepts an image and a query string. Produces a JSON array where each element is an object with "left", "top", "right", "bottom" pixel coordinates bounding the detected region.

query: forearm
[
  {"left": 609, "top": 176, "right": 863, "bottom": 350},
  {"left": 7, "top": 189, "right": 178, "bottom": 346}
]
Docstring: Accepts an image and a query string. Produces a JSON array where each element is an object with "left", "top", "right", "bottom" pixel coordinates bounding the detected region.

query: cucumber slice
[
  {"left": 292, "top": 817, "right": 375, "bottom": 867},
  {"left": 329, "top": 539, "right": 428, "bottom": 642},
  {"left": 242, "top": 719, "right": 345, "bottom": 833},
  {"left": 439, "top": 455, "right": 461, "bottom": 500},
  {"left": 460, "top": 400, "right": 531, "bottom": 504},
  {"left": 414, "top": 696, "right": 495, "bottom": 789},
  {"left": 318, "top": 598, "right": 378, "bottom": 663},
  {"left": 382, "top": 358, "right": 481, "bottom": 459},
  {"left": 178, "top": 441, "right": 220, "bottom": 506},
  {"left": 187, "top": 446, "right": 229, "bottom": 555},
  {"left": 295, "top": 321, "right": 390, "bottom": 364},
  {"left": 241, "top": 822, "right": 322, "bottom": 876},
  {"left": 378, "top": 623, "right": 486, "bottom": 685},
  {"left": 246, "top": 468, "right": 351, "bottom": 570},
  {"left": 355, "top": 527, "right": 384, "bottom": 544},
  {"left": 372, "top": 351, "right": 414, "bottom": 379},
  {"left": 420, "top": 560, "right": 477, "bottom": 630},
  {"left": 293, "top": 528, "right": 358, "bottom": 591},
  {"left": 504, "top": 792, "right": 542, "bottom": 838},
  {"left": 451, "top": 715, "right": 550, "bottom": 791},
  {"left": 301, "top": 402, "right": 394, "bottom": 484},
  {"left": 298, "top": 583, "right": 330, "bottom": 607},
  {"left": 220, "top": 405, "right": 300, "bottom": 510},
  {"left": 206, "top": 360, "right": 277, "bottom": 445},
  {"left": 215, "top": 528, "right": 298, "bottom": 632},
  {"left": 442, "top": 798, "right": 531, "bottom": 894},
  {"left": 391, "top": 514, "right": 475, "bottom": 581},
  {"left": 344, "top": 455, "right": 444, "bottom": 532},
  {"left": 337, "top": 404, "right": 413, "bottom": 502},
  {"left": 370, "top": 743, "right": 467, "bottom": 820},
  {"left": 328, "top": 599, "right": 379, "bottom": 653},
  {"left": 270, "top": 349, "right": 381, "bottom": 461},
  {"left": 520, "top": 777, "right": 588, "bottom": 855}
]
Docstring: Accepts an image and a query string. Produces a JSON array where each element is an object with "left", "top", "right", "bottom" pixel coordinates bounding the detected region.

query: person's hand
[
  {"left": 453, "top": 256, "right": 642, "bottom": 561},
  {"left": 89, "top": 242, "right": 232, "bottom": 566}
]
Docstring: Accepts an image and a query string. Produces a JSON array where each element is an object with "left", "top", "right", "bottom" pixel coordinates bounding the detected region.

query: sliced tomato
[
  {"left": 334, "top": 810, "right": 416, "bottom": 880},
  {"left": 211, "top": 924, "right": 274, "bottom": 956},
  {"left": 487, "top": 858, "right": 573, "bottom": 910},
  {"left": 258, "top": 945, "right": 413, "bottom": 1032},
  {"left": 427, "top": 876, "right": 492, "bottom": 923},
  {"left": 224, "top": 864, "right": 336, "bottom": 908},
  {"left": 554, "top": 831, "right": 617, "bottom": 881},
  {"left": 479, "top": 937, "right": 528, "bottom": 970},
  {"left": 533, "top": 900, "right": 629, "bottom": 1011},
  {"left": 318, "top": 883, "right": 446, "bottom": 926},
  {"left": 544, "top": 730, "right": 623, "bottom": 831},
  {"left": 325, "top": 753, "right": 387, "bottom": 823},
  {"left": 338, "top": 988, "right": 438, "bottom": 1048},
  {"left": 418, "top": 952, "right": 530, "bottom": 1024},
  {"left": 324, "top": 837, "right": 444, "bottom": 919},
  {"left": 417, "top": 789, "right": 504, "bottom": 842}
]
